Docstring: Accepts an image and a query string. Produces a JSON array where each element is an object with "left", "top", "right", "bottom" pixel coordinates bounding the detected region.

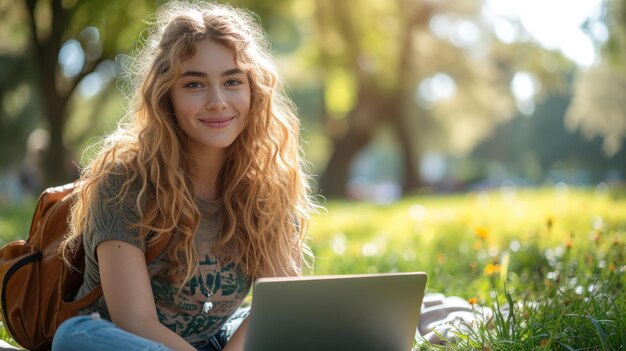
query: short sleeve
[{"left": 83, "top": 172, "right": 146, "bottom": 258}]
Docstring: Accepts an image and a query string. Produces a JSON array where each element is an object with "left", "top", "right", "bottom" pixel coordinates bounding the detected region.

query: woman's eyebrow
[
  {"left": 180, "top": 70, "right": 206, "bottom": 78},
  {"left": 221, "top": 68, "right": 244, "bottom": 77},
  {"left": 179, "top": 68, "right": 244, "bottom": 78}
]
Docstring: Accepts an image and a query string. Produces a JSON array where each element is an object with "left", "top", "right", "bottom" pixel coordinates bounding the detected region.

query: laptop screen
[{"left": 244, "top": 272, "right": 427, "bottom": 351}]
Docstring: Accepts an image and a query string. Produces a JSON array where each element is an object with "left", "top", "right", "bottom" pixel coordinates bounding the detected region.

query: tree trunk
[
  {"left": 43, "top": 94, "right": 70, "bottom": 187},
  {"left": 25, "top": 0, "right": 74, "bottom": 188},
  {"left": 318, "top": 89, "right": 383, "bottom": 197},
  {"left": 38, "top": 28, "right": 71, "bottom": 187},
  {"left": 387, "top": 4, "right": 433, "bottom": 194},
  {"left": 388, "top": 101, "right": 421, "bottom": 193},
  {"left": 315, "top": 1, "right": 433, "bottom": 198},
  {"left": 318, "top": 124, "right": 374, "bottom": 197},
  {"left": 319, "top": 93, "right": 421, "bottom": 197}
]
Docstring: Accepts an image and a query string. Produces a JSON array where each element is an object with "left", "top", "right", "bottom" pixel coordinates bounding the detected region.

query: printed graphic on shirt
[{"left": 150, "top": 254, "right": 251, "bottom": 342}]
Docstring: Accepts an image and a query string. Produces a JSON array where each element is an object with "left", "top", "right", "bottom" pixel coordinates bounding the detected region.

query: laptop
[{"left": 243, "top": 272, "right": 427, "bottom": 351}]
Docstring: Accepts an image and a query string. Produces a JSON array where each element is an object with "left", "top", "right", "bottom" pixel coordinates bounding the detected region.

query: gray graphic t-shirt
[{"left": 74, "top": 174, "right": 252, "bottom": 344}]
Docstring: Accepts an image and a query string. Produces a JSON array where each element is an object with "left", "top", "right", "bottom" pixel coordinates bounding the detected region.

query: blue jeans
[{"left": 51, "top": 308, "right": 250, "bottom": 351}]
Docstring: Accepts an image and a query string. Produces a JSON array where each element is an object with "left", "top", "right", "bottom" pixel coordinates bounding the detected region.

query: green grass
[
  {"left": 308, "top": 186, "right": 626, "bottom": 349},
  {"left": 1, "top": 187, "right": 625, "bottom": 349},
  {"left": 0, "top": 196, "right": 36, "bottom": 246}
]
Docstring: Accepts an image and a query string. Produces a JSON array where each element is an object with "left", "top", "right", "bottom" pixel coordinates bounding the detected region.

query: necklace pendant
[{"left": 202, "top": 300, "right": 214, "bottom": 313}]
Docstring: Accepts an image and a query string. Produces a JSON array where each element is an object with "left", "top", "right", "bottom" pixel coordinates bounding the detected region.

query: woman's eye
[
  {"left": 224, "top": 79, "right": 242, "bottom": 87},
  {"left": 185, "top": 82, "right": 203, "bottom": 89}
]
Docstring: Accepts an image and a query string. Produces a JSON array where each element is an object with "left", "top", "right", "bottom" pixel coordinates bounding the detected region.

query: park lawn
[
  {"left": 308, "top": 186, "right": 625, "bottom": 349},
  {"left": 1, "top": 186, "right": 625, "bottom": 349}
]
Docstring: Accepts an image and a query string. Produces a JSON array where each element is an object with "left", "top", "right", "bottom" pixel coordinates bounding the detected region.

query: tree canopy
[{"left": 0, "top": 0, "right": 624, "bottom": 198}]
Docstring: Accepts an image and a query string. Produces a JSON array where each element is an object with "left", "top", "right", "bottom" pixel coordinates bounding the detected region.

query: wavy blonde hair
[{"left": 61, "top": 1, "right": 315, "bottom": 286}]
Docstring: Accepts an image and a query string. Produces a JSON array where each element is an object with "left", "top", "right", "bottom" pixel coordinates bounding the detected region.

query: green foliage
[{"left": 472, "top": 91, "right": 626, "bottom": 184}]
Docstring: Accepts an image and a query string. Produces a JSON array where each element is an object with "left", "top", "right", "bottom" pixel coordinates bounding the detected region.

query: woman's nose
[{"left": 205, "top": 87, "right": 227, "bottom": 111}]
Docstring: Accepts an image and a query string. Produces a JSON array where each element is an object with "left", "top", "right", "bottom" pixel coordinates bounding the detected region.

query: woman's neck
[{"left": 188, "top": 147, "right": 225, "bottom": 201}]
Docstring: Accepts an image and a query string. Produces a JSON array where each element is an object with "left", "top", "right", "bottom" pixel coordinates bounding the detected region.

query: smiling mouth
[{"left": 199, "top": 117, "right": 235, "bottom": 129}]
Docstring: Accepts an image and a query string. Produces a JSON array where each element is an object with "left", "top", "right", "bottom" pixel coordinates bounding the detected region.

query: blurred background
[{"left": 1, "top": 0, "right": 625, "bottom": 203}]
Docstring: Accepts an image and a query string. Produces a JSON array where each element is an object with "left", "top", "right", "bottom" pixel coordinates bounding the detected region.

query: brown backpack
[{"left": 0, "top": 183, "right": 169, "bottom": 350}]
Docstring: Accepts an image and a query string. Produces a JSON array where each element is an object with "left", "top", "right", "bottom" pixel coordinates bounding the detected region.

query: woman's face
[{"left": 170, "top": 39, "right": 251, "bottom": 155}]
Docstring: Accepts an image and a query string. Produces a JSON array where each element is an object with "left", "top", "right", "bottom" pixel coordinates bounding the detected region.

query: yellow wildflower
[
  {"left": 484, "top": 263, "right": 500, "bottom": 276},
  {"left": 474, "top": 227, "right": 489, "bottom": 240},
  {"left": 468, "top": 297, "right": 478, "bottom": 305}
]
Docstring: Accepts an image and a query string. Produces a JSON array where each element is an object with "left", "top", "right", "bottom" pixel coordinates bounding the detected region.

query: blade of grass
[
  {"left": 544, "top": 308, "right": 565, "bottom": 350},
  {"left": 588, "top": 314, "right": 608, "bottom": 351}
]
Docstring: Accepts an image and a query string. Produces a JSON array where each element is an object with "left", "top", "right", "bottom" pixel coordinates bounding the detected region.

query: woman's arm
[{"left": 97, "top": 240, "right": 196, "bottom": 351}]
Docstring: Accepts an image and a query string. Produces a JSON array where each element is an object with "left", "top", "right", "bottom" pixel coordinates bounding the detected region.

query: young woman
[{"left": 52, "top": 2, "right": 315, "bottom": 350}]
